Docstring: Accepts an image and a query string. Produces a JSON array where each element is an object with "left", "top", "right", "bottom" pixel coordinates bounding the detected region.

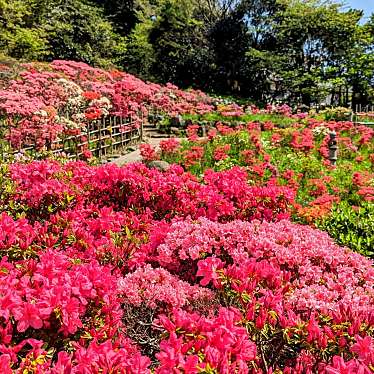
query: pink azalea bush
[
  {"left": 0, "top": 60, "right": 214, "bottom": 150},
  {"left": 8, "top": 161, "right": 294, "bottom": 223},
  {"left": 150, "top": 218, "right": 374, "bottom": 372},
  {"left": 0, "top": 157, "right": 373, "bottom": 372}
]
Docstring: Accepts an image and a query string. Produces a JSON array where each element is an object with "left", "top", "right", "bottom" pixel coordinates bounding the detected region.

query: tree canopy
[{"left": 0, "top": 0, "right": 373, "bottom": 106}]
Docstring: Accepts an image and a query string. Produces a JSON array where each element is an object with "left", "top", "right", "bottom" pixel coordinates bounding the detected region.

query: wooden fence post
[
  {"left": 98, "top": 119, "right": 102, "bottom": 160},
  {"left": 111, "top": 116, "right": 114, "bottom": 155},
  {"left": 140, "top": 112, "right": 144, "bottom": 141},
  {"left": 120, "top": 116, "right": 124, "bottom": 150},
  {"left": 130, "top": 115, "right": 133, "bottom": 142},
  {"left": 87, "top": 122, "right": 91, "bottom": 153}
]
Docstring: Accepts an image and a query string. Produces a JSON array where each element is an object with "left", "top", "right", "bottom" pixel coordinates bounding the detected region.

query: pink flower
[
  {"left": 351, "top": 335, "right": 374, "bottom": 363},
  {"left": 197, "top": 257, "right": 224, "bottom": 286},
  {"left": 325, "top": 356, "right": 371, "bottom": 374},
  {"left": 0, "top": 354, "right": 12, "bottom": 374},
  {"left": 13, "top": 303, "right": 43, "bottom": 332}
]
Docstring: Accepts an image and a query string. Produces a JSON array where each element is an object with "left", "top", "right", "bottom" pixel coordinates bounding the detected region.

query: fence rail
[
  {"left": 1, "top": 114, "right": 144, "bottom": 161},
  {"left": 354, "top": 105, "right": 374, "bottom": 113},
  {"left": 352, "top": 105, "right": 374, "bottom": 126}
]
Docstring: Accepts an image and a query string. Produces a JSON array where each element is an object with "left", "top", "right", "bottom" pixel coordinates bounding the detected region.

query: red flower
[
  {"left": 140, "top": 143, "right": 159, "bottom": 162},
  {"left": 351, "top": 335, "right": 374, "bottom": 362},
  {"left": 213, "top": 144, "right": 230, "bottom": 161},
  {"left": 84, "top": 107, "right": 102, "bottom": 120},
  {"left": 13, "top": 303, "right": 43, "bottom": 332},
  {"left": 83, "top": 91, "right": 101, "bottom": 101}
]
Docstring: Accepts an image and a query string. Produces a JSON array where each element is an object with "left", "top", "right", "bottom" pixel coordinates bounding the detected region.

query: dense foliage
[
  {"left": 0, "top": 0, "right": 373, "bottom": 106},
  {"left": 316, "top": 201, "right": 374, "bottom": 258}
]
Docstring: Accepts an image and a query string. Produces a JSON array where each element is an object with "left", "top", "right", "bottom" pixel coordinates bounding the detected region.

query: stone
[
  {"left": 147, "top": 160, "right": 170, "bottom": 172},
  {"left": 170, "top": 115, "right": 184, "bottom": 128},
  {"left": 170, "top": 127, "right": 182, "bottom": 135}
]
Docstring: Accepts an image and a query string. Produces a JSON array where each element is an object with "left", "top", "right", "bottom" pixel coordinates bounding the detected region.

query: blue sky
[{"left": 343, "top": 0, "right": 373, "bottom": 20}]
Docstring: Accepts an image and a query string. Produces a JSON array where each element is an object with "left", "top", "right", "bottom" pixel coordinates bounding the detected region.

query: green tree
[
  {"left": 89, "top": 0, "right": 137, "bottom": 35},
  {"left": 238, "top": 0, "right": 367, "bottom": 106},
  {"left": 344, "top": 15, "right": 374, "bottom": 107},
  {"left": 0, "top": 0, "right": 48, "bottom": 59},
  {"left": 147, "top": 0, "right": 215, "bottom": 88},
  {"left": 43, "top": 0, "right": 126, "bottom": 67},
  {"left": 123, "top": 20, "right": 156, "bottom": 79}
]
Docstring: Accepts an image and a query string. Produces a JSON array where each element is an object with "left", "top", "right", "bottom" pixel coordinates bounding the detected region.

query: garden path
[{"left": 112, "top": 137, "right": 172, "bottom": 166}]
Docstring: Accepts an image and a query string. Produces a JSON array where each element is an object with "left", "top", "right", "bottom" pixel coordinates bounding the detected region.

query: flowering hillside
[
  {"left": 0, "top": 158, "right": 373, "bottom": 373},
  {"left": 0, "top": 60, "right": 213, "bottom": 150}
]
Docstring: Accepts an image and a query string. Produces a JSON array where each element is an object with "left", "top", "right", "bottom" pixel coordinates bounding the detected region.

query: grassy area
[{"left": 181, "top": 112, "right": 298, "bottom": 126}]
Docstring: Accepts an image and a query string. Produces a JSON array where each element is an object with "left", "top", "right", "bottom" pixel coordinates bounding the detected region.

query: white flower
[
  {"left": 312, "top": 126, "right": 329, "bottom": 136},
  {"left": 91, "top": 96, "right": 112, "bottom": 109},
  {"left": 57, "top": 78, "right": 83, "bottom": 96},
  {"left": 34, "top": 109, "right": 48, "bottom": 117}
]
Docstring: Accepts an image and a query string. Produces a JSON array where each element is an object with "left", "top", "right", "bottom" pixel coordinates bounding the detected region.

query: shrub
[
  {"left": 320, "top": 107, "right": 352, "bottom": 121},
  {"left": 0, "top": 158, "right": 373, "bottom": 372},
  {"left": 316, "top": 201, "right": 374, "bottom": 258}
]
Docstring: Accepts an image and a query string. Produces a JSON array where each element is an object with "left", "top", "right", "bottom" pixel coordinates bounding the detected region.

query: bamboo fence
[{"left": 1, "top": 114, "right": 144, "bottom": 161}]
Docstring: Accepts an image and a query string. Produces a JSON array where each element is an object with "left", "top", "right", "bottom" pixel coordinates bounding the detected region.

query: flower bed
[
  {"left": 0, "top": 159, "right": 373, "bottom": 373},
  {"left": 146, "top": 120, "right": 374, "bottom": 256},
  {"left": 0, "top": 60, "right": 373, "bottom": 373}
]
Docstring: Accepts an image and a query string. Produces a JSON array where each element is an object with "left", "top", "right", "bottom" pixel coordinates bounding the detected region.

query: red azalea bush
[
  {"left": 0, "top": 249, "right": 151, "bottom": 373},
  {"left": 290, "top": 128, "right": 314, "bottom": 153},
  {"left": 159, "top": 138, "right": 180, "bottom": 155},
  {"left": 7, "top": 161, "right": 294, "bottom": 223},
  {"left": 153, "top": 119, "right": 373, "bottom": 223},
  {"left": 0, "top": 158, "right": 373, "bottom": 372},
  {"left": 156, "top": 308, "right": 257, "bottom": 373}
]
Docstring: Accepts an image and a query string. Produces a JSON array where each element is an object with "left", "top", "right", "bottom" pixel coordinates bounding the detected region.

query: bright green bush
[
  {"left": 319, "top": 107, "right": 352, "bottom": 121},
  {"left": 316, "top": 201, "right": 374, "bottom": 258}
]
